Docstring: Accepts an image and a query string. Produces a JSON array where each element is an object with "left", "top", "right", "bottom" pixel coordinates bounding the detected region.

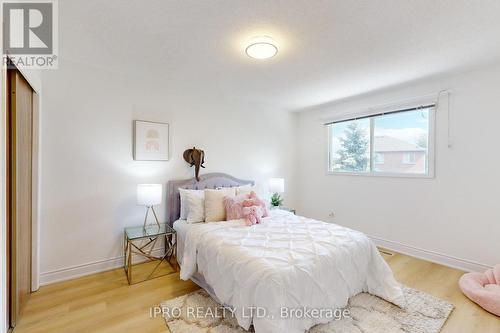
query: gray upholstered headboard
[{"left": 166, "top": 173, "right": 254, "bottom": 225}]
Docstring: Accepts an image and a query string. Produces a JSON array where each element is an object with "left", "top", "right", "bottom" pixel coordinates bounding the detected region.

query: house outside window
[
  {"left": 374, "top": 137, "right": 425, "bottom": 172},
  {"left": 374, "top": 153, "right": 385, "bottom": 164},
  {"left": 402, "top": 152, "right": 417, "bottom": 164}
]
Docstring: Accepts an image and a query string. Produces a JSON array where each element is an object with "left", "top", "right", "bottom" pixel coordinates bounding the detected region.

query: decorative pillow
[
  {"left": 223, "top": 193, "right": 250, "bottom": 220},
  {"left": 242, "top": 191, "right": 269, "bottom": 218},
  {"left": 223, "top": 191, "right": 270, "bottom": 225},
  {"left": 179, "top": 188, "right": 204, "bottom": 220},
  {"left": 204, "top": 187, "right": 236, "bottom": 222},
  {"left": 236, "top": 185, "right": 271, "bottom": 209},
  {"left": 242, "top": 205, "right": 264, "bottom": 225},
  {"left": 185, "top": 190, "right": 205, "bottom": 223}
]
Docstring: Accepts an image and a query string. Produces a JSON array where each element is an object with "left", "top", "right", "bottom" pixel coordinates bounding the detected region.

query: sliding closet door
[{"left": 8, "top": 69, "right": 34, "bottom": 327}]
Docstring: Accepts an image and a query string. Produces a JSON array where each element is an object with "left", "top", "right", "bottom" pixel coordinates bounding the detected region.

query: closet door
[{"left": 8, "top": 69, "right": 33, "bottom": 327}]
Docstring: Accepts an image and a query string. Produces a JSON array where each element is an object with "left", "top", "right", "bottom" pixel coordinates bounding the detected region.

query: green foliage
[
  {"left": 271, "top": 193, "right": 283, "bottom": 207},
  {"left": 417, "top": 133, "right": 428, "bottom": 148},
  {"left": 335, "top": 122, "right": 369, "bottom": 171}
]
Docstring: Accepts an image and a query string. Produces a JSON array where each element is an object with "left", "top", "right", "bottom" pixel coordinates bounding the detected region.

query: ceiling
[{"left": 59, "top": 0, "right": 500, "bottom": 111}]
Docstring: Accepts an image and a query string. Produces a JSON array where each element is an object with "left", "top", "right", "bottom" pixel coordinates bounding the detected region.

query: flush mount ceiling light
[{"left": 245, "top": 36, "right": 278, "bottom": 60}]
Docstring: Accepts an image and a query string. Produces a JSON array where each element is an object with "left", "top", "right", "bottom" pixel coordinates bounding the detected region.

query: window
[
  {"left": 327, "top": 106, "right": 434, "bottom": 177},
  {"left": 328, "top": 118, "right": 370, "bottom": 173}
]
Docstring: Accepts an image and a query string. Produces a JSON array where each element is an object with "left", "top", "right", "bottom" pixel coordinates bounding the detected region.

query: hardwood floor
[
  {"left": 381, "top": 250, "right": 500, "bottom": 333},
  {"left": 13, "top": 252, "right": 500, "bottom": 333}
]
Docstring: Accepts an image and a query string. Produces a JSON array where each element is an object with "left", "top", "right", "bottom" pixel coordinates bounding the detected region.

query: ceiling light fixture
[{"left": 245, "top": 36, "right": 278, "bottom": 60}]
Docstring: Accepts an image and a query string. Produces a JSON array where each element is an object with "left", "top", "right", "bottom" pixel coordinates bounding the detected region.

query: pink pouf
[{"left": 459, "top": 264, "right": 500, "bottom": 316}]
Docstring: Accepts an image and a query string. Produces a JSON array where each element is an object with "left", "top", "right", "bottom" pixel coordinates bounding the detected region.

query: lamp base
[{"left": 143, "top": 206, "right": 161, "bottom": 229}]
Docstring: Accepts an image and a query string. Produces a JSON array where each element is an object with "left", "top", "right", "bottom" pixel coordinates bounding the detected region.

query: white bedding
[
  {"left": 178, "top": 210, "right": 405, "bottom": 333},
  {"left": 173, "top": 219, "right": 190, "bottom": 264}
]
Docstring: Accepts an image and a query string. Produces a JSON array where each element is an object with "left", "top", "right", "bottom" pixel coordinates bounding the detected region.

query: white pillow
[
  {"left": 185, "top": 190, "right": 205, "bottom": 223},
  {"left": 236, "top": 184, "right": 256, "bottom": 195},
  {"left": 179, "top": 188, "right": 204, "bottom": 220},
  {"left": 205, "top": 187, "right": 236, "bottom": 222}
]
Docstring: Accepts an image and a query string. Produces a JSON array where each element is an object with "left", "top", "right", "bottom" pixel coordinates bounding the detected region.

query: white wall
[
  {"left": 39, "top": 60, "right": 298, "bottom": 284},
  {"left": 297, "top": 64, "right": 500, "bottom": 271}
]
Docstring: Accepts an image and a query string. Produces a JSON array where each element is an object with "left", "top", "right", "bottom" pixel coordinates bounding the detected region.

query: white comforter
[{"left": 179, "top": 210, "right": 405, "bottom": 333}]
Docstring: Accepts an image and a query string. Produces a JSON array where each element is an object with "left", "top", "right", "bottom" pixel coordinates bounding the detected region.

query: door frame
[{"left": 1, "top": 62, "right": 6, "bottom": 333}]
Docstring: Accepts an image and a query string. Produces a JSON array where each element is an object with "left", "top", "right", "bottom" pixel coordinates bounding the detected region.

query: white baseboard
[
  {"left": 370, "top": 235, "right": 492, "bottom": 273},
  {"left": 39, "top": 248, "right": 166, "bottom": 286}
]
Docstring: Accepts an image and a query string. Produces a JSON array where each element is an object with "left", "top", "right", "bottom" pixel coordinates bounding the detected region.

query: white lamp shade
[
  {"left": 269, "top": 178, "right": 285, "bottom": 193},
  {"left": 137, "top": 184, "right": 162, "bottom": 206}
]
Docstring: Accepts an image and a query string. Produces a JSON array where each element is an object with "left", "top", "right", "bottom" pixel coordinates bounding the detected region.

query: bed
[{"left": 167, "top": 173, "right": 405, "bottom": 333}]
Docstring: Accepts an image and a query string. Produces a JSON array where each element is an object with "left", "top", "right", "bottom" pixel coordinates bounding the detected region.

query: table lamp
[
  {"left": 137, "top": 184, "right": 162, "bottom": 228},
  {"left": 269, "top": 178, "right": 285, "bottom": 207}
]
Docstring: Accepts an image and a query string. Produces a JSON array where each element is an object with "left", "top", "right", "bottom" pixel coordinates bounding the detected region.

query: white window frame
[{"left": 326, "top": 106, "right": 436, "bottom": 178}]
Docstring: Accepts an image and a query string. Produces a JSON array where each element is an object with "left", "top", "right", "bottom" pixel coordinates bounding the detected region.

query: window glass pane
[
  {"left": 329, "top": 119, "right": 370, "bottom": 173},
  {"left": 374, "top": 153, "right": 384, "bottom": 164},
  {"left": 372, "top": 108, "right": 430, "bottom": 174}
]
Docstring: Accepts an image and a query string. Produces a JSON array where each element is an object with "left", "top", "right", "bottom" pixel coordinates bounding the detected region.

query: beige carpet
[{"left": 161, "top": 287, "right": 454, "bottom": 333}]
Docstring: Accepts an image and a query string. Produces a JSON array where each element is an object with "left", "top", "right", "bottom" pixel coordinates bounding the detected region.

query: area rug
[{"left": 161, "top": 286, "right": 454, "bottom": 333}]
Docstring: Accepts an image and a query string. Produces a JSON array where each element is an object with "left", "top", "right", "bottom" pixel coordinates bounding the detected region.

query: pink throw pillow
[
  {"left": 223, "top": 193, "right": 249, "bottom": 220},
  {"left": 246, "top": 191, "right": 269, "bottom": 217},
  {"left": 224, "top": 191, "right": 268, "bottom": 223}
]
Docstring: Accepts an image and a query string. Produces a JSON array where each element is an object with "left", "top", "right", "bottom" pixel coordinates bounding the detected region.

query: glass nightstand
[{"left": 124, "top": 223, "right": 177, "bottom": 285}]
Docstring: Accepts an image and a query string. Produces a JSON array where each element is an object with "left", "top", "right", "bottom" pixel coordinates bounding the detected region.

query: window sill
[{"left": 326, "top": 171, "right": 434, "bottom": 179}]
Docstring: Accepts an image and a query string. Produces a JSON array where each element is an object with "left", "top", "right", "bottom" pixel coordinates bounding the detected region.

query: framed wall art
[{"left": 133, "top": 120, "right": 169, "bottom": 161}]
